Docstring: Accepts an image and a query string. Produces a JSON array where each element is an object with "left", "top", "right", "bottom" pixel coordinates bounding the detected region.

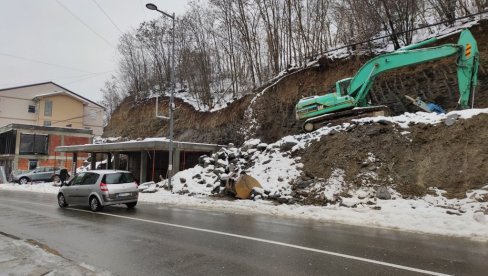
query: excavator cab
[{"left": 335, "top": 78, "right": 352, "bottom": 96}]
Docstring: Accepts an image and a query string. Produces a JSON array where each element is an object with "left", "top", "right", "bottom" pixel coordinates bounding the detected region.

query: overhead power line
[
  {"left": 0, "top": 52, "right": 96, "bottom": 73},
  {"left": 308, "top": 9, "right": 488, "bottom": 60},
  {"left": 91, "top": 0, "right": 124, "bottom": 34},
  {"left": 57, "top": 71, "right": 112, "bottom": 80},
  {"left": 55, "top": 0, "right": 116, "bottom": 49},
  {"left": 65, "top": 71, "right": 112, "bottom": 84}
]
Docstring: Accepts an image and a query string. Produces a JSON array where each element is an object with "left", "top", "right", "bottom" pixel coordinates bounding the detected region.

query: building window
[
  {"left": 0, "top": 130, "right": 16, "bottom": 155},
  {"left": 43, "top": 121, "right": 51, "bottom": 127},
  {"left": 66, "top": 124, "right": 72, "bottom": 127},
  {"left": 19, "top": 134, "right": 48, "bottom": 155},
  {"left": 28, "top": 160, "right": 38, "bottom": 170},
  {"left": 44, "top": 100, "right": 52, "bottom": 116},
  {"left": 28, "top": 105, "right": 36, "bottom": 113}
]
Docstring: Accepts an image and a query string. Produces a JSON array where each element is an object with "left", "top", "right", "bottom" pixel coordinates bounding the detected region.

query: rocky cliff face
[{"left": 104, "top": 20, "right": 488, "bottom": 145}]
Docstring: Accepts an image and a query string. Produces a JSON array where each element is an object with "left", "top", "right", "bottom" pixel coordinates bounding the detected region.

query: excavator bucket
[{"left": 457, "top": 29, "right": 479, "bottom": 108}]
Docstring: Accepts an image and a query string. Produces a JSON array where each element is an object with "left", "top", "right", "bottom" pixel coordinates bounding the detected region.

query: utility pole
[{"left": 146, "top": 3, "right": 175, "bottom": 190}]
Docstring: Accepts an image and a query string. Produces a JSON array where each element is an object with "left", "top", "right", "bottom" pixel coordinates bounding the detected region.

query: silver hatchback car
[
  {"left": 13, "top": 167, "right": 63, "bottom": 184},
  {"left": 57, "top": 170, "right": 139, "bottom": 212}
]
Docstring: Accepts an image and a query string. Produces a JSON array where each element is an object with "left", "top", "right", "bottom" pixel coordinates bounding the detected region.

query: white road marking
[{"left": 0, "top": 197, "right": 450, "bottom": 276}]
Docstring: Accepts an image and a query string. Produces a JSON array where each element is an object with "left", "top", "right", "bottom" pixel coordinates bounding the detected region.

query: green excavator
[{"left": 295, "top": 29, "right": 479, "bottom": 132}]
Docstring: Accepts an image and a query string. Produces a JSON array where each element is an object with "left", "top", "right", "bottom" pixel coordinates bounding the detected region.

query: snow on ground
[
  {"left": 3, "top": 108, "right": 487, "bottom": 241},
  {"left": 0, "top": 233, "right": 110, "bottom": 275},
  {"left": 354, "top": 108, "right": 488, "bottom": 128},
  {"left": 146, "top": 81, "right": 248, "bottom": 113},
  {"left": 1, "top": 178, "right": 487, "bottom": 241},
  {"left": 286, "top": 108, "right": 488, "bottom": 152}
]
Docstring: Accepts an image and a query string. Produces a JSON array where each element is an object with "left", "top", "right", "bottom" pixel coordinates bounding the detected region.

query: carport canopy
[{"left": 55, "top": 139, "right": 224, "bottom": 183}]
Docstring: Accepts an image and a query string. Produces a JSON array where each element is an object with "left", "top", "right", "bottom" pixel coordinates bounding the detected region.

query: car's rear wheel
[
  {"left": 89, "top": 196, "right": 102, "bottom": 212},
  {"left": 58, "top": 194, "right": 68, "bottom": 208},
  {"left": 126, "top": 202, "right": 137, "bottom": 209},
  {"left": 19, "top": 177, "right": 29, "bottom": 185}
]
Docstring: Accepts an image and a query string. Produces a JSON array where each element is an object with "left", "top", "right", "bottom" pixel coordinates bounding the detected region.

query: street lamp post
[{"left": 146, "top": 3, "right": 175, "bottom": 190}]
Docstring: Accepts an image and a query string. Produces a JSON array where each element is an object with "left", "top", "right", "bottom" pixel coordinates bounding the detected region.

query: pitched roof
[{"left": 0, "top": 81, "right": 105, "bottom": 109}]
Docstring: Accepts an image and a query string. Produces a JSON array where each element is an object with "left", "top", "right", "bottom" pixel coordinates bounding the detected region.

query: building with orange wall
[{"left": 0, "top": 124, "right": 93, "bottom": 178}]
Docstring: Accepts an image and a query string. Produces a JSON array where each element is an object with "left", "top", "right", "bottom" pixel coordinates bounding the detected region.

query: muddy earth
[{"left": 300, "top": 114, "right": 488, "bottom": 199}]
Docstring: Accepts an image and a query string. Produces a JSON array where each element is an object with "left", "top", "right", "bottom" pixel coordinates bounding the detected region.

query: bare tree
[
  {"left": 428, "top": 0, "right": 457, "bottom": 25},
  {"left": 109, "top": 0, "right": 474, "bottom": 111},
  {"left": 100, "top": 76, "right": 125, "bottom": 125}
]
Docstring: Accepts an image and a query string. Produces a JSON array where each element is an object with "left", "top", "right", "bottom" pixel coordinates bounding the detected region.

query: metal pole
[
  {"left": 146, "top": 4, "right": 176, "bottom": 191},
  {"left": 167, "top": 13, "right": 175, "bottom": 191}
]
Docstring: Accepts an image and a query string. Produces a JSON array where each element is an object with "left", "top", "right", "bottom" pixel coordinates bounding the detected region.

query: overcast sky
[{"left": 0, "top": 0, "right": 190, "bottom": 103}]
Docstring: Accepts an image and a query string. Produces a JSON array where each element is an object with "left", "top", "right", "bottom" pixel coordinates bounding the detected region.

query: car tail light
[{"left": 100, "top": 182, "right": 109, "bottom": 192}]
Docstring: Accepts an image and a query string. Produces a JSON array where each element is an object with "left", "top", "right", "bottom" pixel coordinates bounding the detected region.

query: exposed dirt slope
[
  {"left": 105, "top": 95, "right": 251, "bottom": 145},
  {"left": 300, "top": 114, "right": 488, "bottom": 198}
]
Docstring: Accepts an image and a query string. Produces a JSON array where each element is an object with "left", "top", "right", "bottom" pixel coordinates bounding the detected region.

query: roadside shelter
[{"left": 55, "top": 139, "right": 223, "bottom": 183}]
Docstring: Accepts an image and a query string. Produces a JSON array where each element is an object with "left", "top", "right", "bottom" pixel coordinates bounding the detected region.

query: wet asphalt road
[{"left": 0, "top": 190, "right": 487, "bottom": 276}]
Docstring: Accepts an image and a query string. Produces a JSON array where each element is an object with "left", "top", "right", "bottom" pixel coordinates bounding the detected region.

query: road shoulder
[{"left": 0, "top": 232, "right": 107, "bottom": 276}]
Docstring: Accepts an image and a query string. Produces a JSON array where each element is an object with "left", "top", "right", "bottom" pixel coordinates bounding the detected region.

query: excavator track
[{"left": 301, "top": 105, "right": 390, "bottom": 132}]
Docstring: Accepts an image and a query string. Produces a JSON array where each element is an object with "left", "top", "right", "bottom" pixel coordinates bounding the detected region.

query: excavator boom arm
[
  {"left": 457, "top": 30, "right": 479, "bottom": 108},
  {"left": 348, "top": 45, "right": 460, "bottom": 105},
  {"left": 348, "top": 29, "right": 479, "bottom": 108}
]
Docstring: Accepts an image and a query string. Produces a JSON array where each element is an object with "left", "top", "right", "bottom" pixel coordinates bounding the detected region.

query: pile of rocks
[
  {"left": 173, "top": 138, "right": 301, "bottom": 202},
  {"left": 193, "top": 142, "right": 271, "bottom": 196}
]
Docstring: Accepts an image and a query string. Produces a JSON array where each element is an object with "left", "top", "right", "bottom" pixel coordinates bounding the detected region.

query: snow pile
[
  {"left": 156, "top": 139, "right": 302, "bottom": 201},
  {"left": 1, "top": 182, "right": 60, "bottom": 194},
  {"left": 173, "top": 89, "right": 240, "bottom": 112},
  {"left": 146, "top": 80, "right": 250, "bottom": 113},
  {"left": 93, "top": 136, "right": 121, "bottom": 144},
  {"left": 142, "top": 137, "right": 169, "bottom": 142},
  {"left": 262, "top": 108, "right": 488, "bottom": 153},
  {"left": 354, "top": 108, "right": 488, "bottom": 128},
  {"left": 310, "top": 169, "right": 350, "bottom": 204}
]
